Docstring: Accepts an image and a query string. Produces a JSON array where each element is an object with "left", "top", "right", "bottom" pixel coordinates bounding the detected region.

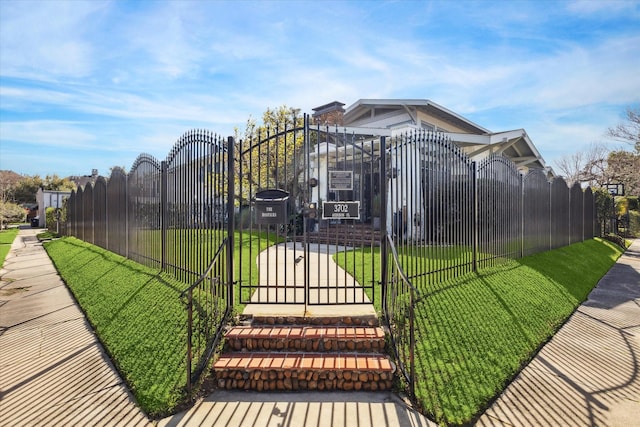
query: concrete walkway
[
  {"left": 0, "top": 227, "right": 151, "bottom": 426},
  {"left": 1, "top": 227, "right": 638, "bottom": 426},
  {"left": 475, "top": 239, "right": 640, "bottom": 426},
  {"left": 252, "top": 242, "right": 369, "bottom": 305},
  {"left": 244, "top": 241, "right": 377, "bottom": 320}
]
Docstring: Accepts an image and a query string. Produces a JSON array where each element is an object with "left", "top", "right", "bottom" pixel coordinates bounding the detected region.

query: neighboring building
[
  {"left": 68, "top": 169, "right": 100, "bottom": 188},
  {"left": 35, "top": 188, "right": 71, "bottom": 227}
]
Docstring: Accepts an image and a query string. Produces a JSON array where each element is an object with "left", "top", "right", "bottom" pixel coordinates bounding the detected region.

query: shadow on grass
[
  {"left": 410, "top": 238, "right": 627, "bottom": 426},
  {"left": 44, "top": 237, "right": 191, "bottom": 417}
]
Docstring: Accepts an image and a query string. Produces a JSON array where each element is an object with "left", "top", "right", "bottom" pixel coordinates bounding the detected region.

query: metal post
[
  {"left": 472, "top": 162, "right": 478, "bottom": 272},
  {"left": 226, "top": 136, "right": 235, "bottom": 307},
  {"left": 379, "top": 136, "right": 388, "bottom": 308},
  {"left": 409, "top": 288, "right": 416, "bottom": 399},
  {"left": 520, "top": 173, "right": 524, "bottom": 259},
  {"left": 186, "top": 291, "right": 193, "bottom": 393},
  {"left": 161, "top": 161, "right": 168, "bottom": 271}
]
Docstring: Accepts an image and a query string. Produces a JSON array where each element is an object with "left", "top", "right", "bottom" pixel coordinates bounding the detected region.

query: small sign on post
[{"left": 329, "top": 171, "right": 353, "bottom": 191}]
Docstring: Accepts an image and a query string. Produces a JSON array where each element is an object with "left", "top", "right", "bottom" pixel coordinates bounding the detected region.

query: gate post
[
  {"left": 226, "top": 136, "right": 235, "bottom": 307},
  {"left": 472, "top": 162, "right": 478, "bottom": 272},
  {"left": 161, "top": 161, "right": 168, "bottom": 271},
  {"left": 520, "top": 172, "right": 524, "bottom": 259},
  {"left": 379, "top": 136, "right": 388, "bottom": 307}
]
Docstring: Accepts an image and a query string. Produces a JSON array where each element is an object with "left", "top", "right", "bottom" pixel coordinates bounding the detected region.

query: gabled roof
[
  {"left": 343, "top": 99, "right": 490, "bottom": 134},
  {"left": 339, "top": 98, "right": 550, "bottom": 173},
  {"left": 448, "top": 129, "right": 547, "bottom": 170}
]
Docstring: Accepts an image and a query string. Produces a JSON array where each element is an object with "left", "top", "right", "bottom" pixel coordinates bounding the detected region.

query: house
[
  {"left": 308, "top": 99, "right": 553, "bottom": 238},
  {"left": 35, "top": 188, "right": 71, "bottom": 227},
  {"left": 67, "top": 169, "right": 100, "bottom": 189},
  {"left": 317, "top": 99, "right": 551, "bottom": 175}
]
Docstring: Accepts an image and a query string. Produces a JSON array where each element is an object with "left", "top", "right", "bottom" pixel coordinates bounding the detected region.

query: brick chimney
[{"left": 312, "top": 101, "right": 345, "bottom": 126}]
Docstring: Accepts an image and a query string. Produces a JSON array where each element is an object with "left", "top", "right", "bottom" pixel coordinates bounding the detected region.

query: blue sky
[{"left": 1, "top": 0, "right": 639, "bottom": 178}]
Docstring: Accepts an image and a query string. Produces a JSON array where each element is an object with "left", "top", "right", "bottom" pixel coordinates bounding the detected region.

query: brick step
[
  {"left": 225, "top": 326, "right": 386, "bottom": 353},
  {"left": 213, "top": 352, "right": 395, "bottom": 391},
  {"left": 244, "top": 313, "right": 379, "bottom": 327}
]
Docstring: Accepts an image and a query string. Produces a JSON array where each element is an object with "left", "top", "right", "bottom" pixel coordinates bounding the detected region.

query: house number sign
[{"left": 322, "top": 201, "right": 360, "bottom": 220}]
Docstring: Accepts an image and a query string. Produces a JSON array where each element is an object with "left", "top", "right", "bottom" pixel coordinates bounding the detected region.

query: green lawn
[
  {"left": 44, "top": 234, "right": 624, "bottom": 424},
  {"left": 0, "top": 227, "right": 19, "bottom": 267},
  {"left": 43, "top": 230, "right": 281, "bottom": 417},
  {"left": 334, "top": 239, "right": 622, "bottom": 425},
  {"left": 340, "top": 238, "right": 624, "bottom": 425},
  {"left": 44, "top": 237, "right": 189, "bottom": 417}
]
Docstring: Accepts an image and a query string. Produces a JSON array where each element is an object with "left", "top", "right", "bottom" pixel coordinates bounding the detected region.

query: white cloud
[
  {"left": 0, "top": 120, "right": 96, "bottom": 149},
  {"left": 0, "top": 0, "right": 108, "bottom": 79},
  {"left": 1, "top": 0, "right": 639, "bottom": 178},
  {"left": 566, "top": 0, "right": 639, "bottom": 15}
]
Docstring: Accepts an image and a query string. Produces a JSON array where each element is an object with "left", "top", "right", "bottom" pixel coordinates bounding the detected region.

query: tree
[
  {"left": 554, "top": 143, "right": 610, "bottom": 187},
  {"left": 234, "top": 106, "right": 305, "bottom": 208},
  {"left": 593, "top": 187, "right": 615, "bottom": 236},
  {"left": 0, "top": 200, "right": 26, "bottom": 229},
  {"left": 607, "top": 106, "right": 640, "bottom": 153},
  {"left": 0, "top": 170, "right": 23, "bottom": 205},
  {"left": 8, "top": 174, "right": 76, "bottom": 205},
  {"left": 607, "top": 150, "right": 640, "bottom": 196},
  {"left": 10, "top": 175, "right": 43, "bottom": 205}
]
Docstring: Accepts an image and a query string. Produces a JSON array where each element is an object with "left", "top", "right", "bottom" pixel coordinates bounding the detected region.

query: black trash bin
[{"left": 30, "top": 217, "right": 40, "bottom": 228}]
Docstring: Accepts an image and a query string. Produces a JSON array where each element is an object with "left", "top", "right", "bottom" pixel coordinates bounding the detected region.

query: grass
[
  {"left": 36, "top": 230, "right": 60, "bottom": 240},
  {"left": 43, "top": 234, "right": 624, "bottom": 424},
  {"left": 128, "top": 228, "right": 283, "bottom": 311},
  {"left": 404, "top": 238, "right": 622, "bottom": 425},
  {"left": 44, "top": 237, "right": 189, "bottom": 418},
  {"left": 42, "top": 230, "right": 282, "bottom": 417},
  {"left": 336, "top": 244, "right": 476, "bottom": 314},
  {"left": 336, "top": 238, "right": 624, "bottom": 425},
  {"left": 0, "top": 227, "right": 19, "bottom": 267}
]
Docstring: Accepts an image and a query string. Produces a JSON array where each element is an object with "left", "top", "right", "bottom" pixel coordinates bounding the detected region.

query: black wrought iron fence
[
  {"left": 66, "top": 131, "right": 233, "bottom": 394},
  {"left": 380, "top": 130, "right": 598, "bottom": 398},
  {"left": 64, "top": 120, "right": 598, "bottom": 402}
]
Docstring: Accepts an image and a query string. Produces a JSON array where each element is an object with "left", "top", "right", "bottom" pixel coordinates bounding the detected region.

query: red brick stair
[{"left": 213, "top": 322, "right": 395, "bottom": 392}]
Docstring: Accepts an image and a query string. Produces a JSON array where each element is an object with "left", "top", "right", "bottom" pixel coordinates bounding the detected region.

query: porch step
[
  {"left": 306, "top": 223, "right": 382, "bottom": 247},
  {"left": 224, "top": 326, "right": 386, "bottom": 352},
  {"left": 213, "top": 324, "right": 395, "bottom": 392},
  {"left": 213, "top": 352, "right": 395, "bottom": 391}
]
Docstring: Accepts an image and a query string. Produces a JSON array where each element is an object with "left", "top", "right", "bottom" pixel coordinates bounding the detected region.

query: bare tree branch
[{"left": 607, "top": 106, "right": 640, "bottom": 153}]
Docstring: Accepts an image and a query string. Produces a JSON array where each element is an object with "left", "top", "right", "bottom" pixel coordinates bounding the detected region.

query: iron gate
[{"left": 236, "top": 115, "right": 385, "bottom": 305}]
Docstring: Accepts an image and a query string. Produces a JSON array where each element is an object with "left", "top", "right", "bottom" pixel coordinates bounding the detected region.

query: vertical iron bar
[
  {"left": 472, "top": 162, "right": 478, "bottom": 272},
  {"left": 186, "top": 290, "right": 193, "bottom": 394},
  {"left": 520, "top": 172, "right": 524, "bottom": 259},
  {"left": 227, "top": 136, "right": 235, "bottom": 308},
  {"left": 161, "top": 161, "right": 168, "bottom": 271},
  {"left": 380, "top": 136, "right": 388, "bottom": 310}
]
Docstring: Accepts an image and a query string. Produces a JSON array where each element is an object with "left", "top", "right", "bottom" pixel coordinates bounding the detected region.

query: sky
[{"left": 1, "top": 0, "right": 639, "bottom": 179}]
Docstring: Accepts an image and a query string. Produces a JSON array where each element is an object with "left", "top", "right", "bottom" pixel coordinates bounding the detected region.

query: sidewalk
[
  {"left": 0, "top": 228, "right": 433, "bottom": 427},
  {"left": 475, "top": 239, "right": 640, "bottom": 426},
  {"left": 1, "top": 228, "right": 638, "bottom": 426},
  {"left": 0, "top": 227, "right": 151, "bottom": 427}
]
